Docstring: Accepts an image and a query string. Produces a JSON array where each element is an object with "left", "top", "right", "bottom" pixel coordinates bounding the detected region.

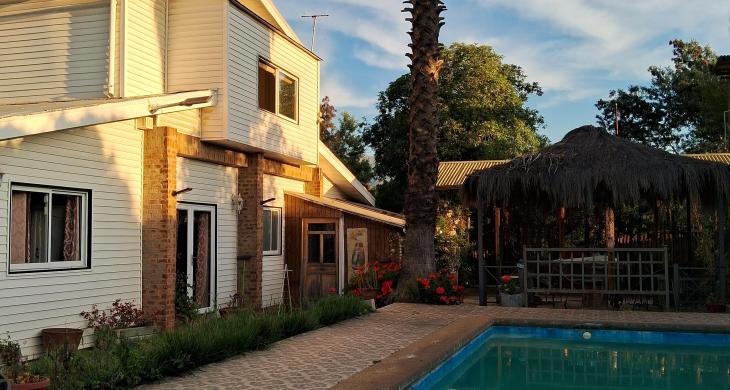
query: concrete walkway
[{"left": 140, "top": 304, "right": 730, "bottom": 390}]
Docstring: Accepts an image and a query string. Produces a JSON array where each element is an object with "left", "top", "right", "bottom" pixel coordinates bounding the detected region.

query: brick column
[
  {"left": 142, "top": 127, "right": 178, "bottom": 330},
  {"left": 237, "top": 153, "right": 264, "bottom": 307},
  {"left": 305, "top": 168, "right": 323, "bottom": 197}
]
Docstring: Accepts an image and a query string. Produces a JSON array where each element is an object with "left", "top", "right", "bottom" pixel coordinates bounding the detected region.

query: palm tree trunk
[{"left": 398, "top": 0, "right": 446, "bottom": 300}]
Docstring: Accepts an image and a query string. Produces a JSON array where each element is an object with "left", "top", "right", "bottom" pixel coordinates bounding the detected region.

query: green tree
[
  {"left": 319, "top": 97, "right": 374, "bottom": 185},
  {"left": 596, "top": 39, "right": 728, "bottom": 152},
  {"left": 365, "top": 43, "right": 546, "bottom": 212}
]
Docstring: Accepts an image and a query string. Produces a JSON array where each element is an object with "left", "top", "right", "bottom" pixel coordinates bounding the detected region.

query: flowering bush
[
  {"left": 416, "top": 272, "right": 465, "bottom": 305},
  {"left": 499, "top": 275, "right": 521, "bottom": 295},
  {"left": 347, "top": 260, "right": 401, "bottom": 306},
  {"left": 80, "top": 299, "right": 146, "bottom": 330}
]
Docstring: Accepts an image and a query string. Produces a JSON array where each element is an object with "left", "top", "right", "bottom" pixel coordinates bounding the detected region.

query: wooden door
[{"left": 302, "top": 219, "right": 339, "bottom": 300}]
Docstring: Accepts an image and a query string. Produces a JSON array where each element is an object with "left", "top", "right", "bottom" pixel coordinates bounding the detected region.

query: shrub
[
  {"left": 311, "top": 294, "right": 373, "bottom": 326},
  {"left": 81, "top": 299, "right": 146, "bottom": 331},
  {"left": 416, "top": 272, "right": 465, "bottom": 305}
]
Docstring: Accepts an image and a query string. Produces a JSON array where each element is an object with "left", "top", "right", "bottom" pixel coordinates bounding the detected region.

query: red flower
[
  {"left": 428, "top": 273, "right": 439, "bottom": 280},
  {"left": 447, "top": 273, "right": 457, "bottom": 282},
  {"left": 439, "top": 296, "right": 449, "bottom": 304},
  {"left": 352, "top": 288, "right": 362, "bottom": 297},
  {"left": 380, "top": 280, "right": 394, "bottom": 295},
  {"left": 501, "top": 275, "right": 513, "bottom": 283},
  {"left": 327, "top": 287, "right": 337, "bottom": 294},
  {"left": 435, "top": 287, "right": 446, "bottom": 295}
]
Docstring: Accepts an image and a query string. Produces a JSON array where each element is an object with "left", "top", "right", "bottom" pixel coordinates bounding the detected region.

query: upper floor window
[
  {"left": 263, "top": 207, "right": 282, "bottom": 256},
  {"left": 9, "top": 184, "right": 90, "bottom": 273},
  {"left": 258, "top": 60, "right": 298, "bottom": 122}
]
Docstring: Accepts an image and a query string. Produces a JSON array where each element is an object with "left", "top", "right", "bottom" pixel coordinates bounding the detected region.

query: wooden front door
[{"left": 302, "top": 219, "right": 339, "bottom": 300}]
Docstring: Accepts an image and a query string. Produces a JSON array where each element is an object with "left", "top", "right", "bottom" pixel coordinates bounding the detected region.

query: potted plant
[
  {"left": 706, "top": 292, "right": 726, "bottom": 313},
  {"left": 81, "top": 299, "right": 156, "bottom": 342},
  {"left": 347, "top": 260, "right": 402, "bottom": 307},
  {"left": 415, "top": 272, "right": 465, "bottom": 305},
  {"left": 0, "top": 335, "right": 50, "bottom": 390},
  {"left": 499, "top": 275, "right": 523, "bottom": 307}
]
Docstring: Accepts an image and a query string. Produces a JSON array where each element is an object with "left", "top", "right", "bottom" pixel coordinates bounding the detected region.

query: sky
[{"left": 277, "top": 0, "right": 730, "bottom": 142}]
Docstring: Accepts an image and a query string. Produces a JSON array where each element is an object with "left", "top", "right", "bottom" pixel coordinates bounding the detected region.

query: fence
[{"left": 522, "top": 247, "right": 670, "bottom": 309}]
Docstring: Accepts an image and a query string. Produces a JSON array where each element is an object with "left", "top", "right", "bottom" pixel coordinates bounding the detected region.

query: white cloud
[{"left": 321, "top": 75, "right": 376, "bottom": 109}]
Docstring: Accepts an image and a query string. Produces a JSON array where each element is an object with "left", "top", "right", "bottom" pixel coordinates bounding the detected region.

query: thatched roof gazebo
[{"left": 463, "top": 125, "right": 730, "bottom": 307}]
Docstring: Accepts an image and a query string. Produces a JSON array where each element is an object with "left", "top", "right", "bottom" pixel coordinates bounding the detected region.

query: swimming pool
[{"left": 411, "top": 326, "right": 730, "bottom": 389}]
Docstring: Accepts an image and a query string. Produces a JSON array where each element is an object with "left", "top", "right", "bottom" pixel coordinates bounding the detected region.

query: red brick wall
[
  {"left": 238, "top": 153, "right": 264, "bottom": 307},
  {"left": 142, "top": 127, "right": 178, "bottom": 330},
  {"left": 304, "top": 168, "right": 323, "bottom": 197}
]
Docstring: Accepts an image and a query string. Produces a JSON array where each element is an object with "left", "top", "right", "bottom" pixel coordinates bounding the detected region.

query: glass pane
[
  {"left": 263, "top": 209, "right": 272, "bottom": 252},
  {"left": 50, "top": 193, "right": 83, "bottom": 262},
  {"left": 258, "top": 62, "right": 276, "bottom": 112},
  {"left": 323, "top": 234, "right": 336, "bottom": 264},
  {"left": 11, "top": 191, "right": 48, "bottom": 264},
  {"left": 278, "top": 72, "right": 297, "bottom": 120},
  {"left": 308, "top": 223, "right": 335, "bottom": 232},
  {"left": 193, "top": 211, "right": 212, "bottom": 308},
  {"left": 176, "top": 210, "right": 188, "bottom": 290},
  {"left": 271, "top": 210, "right": 280, "bottom": 252},
  {"left": 308, "top": 234, "right": 320, "bottom": 263}
]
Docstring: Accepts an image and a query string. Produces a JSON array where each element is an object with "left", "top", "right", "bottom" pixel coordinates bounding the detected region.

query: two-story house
[{"left": 0, "top": 0, "right": 404, "bottom": 355}]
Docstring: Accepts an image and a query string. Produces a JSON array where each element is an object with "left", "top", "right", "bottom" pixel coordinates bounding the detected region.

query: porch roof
[{"left": 285, "top": 192, "right": 405, "bottom": 228}]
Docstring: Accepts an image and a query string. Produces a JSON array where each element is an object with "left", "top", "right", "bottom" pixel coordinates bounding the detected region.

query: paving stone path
[{"left": 140, "top": 303, "right": 730, "bottom": 390}]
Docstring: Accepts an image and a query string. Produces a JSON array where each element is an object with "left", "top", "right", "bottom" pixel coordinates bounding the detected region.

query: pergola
[{"left": 463, "top": 126, "right": 730, "bottom": 307}]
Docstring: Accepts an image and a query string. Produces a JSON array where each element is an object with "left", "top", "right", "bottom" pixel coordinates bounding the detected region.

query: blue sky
[{"left": 277, "top": 1, "right": 730, "bottom": 142}]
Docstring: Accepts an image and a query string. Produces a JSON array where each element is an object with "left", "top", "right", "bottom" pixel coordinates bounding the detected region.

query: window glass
[
  {"left": 263, "top": 209, "right": 272, "bottom": 252},
  {"left": 193, "top": 211, "right": 212, "bottom": 308},
  {"left": 11, "top": 191, "right": 48, "bottom": 264},
  {"left": 308, "top": 234, "right": 320, "bottom": 263},
  {"left": 50, "top": 193, "right": 82, "bottom": 262},
  {"left": 263, "top": 207, "right": 281, "bottom": 255},
  {"left": 258, "top": 61, "right": 276, "bottom": 112},
  {"left": 271, "top": 209, "right": 280, "bottom": 252},
  {"left": 278, "top": 72, "right": 297, "bottom": 120},
  {"left": 308, "top": 223, "right": 335, "bottom": 232},
  {"left": 322, "top": 234, "right": 336, "bottom": 264}
]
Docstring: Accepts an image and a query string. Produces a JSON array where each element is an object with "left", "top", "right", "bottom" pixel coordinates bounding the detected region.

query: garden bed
[{"left": 29, "top": 295, "right": 371, "bottom": 389}]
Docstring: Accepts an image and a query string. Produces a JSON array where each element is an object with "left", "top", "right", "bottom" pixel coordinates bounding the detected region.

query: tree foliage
[
  {"left": 319, "top": 97, "right": 373, "bottom": 186},
  {"left": 364, "top": 43, "right": 547, "bottom": 212},
  {"left": 596, "top": 39, "right": 729, "bottom": 153}
]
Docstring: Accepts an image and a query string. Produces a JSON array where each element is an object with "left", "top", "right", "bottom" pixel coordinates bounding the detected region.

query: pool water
[{"left": 412, "top": 326, "right": 730, "bottom": 390}]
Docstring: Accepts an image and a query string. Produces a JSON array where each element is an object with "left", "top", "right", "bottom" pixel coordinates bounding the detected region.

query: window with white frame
[
  {"left": 258, "top": 59, "right": 298, "bottom": 121},
  {"left": 9, "top": 184, "right": 89, "bottom": 272},
  {"left": 263, "top": 207, "right": 281, "bottom": 256}
]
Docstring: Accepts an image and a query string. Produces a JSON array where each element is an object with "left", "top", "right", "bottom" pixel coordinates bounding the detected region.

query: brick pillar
[
  {"left": 305, "top": 168, "right": 323, "bottom": 197},
  {"left": 237, "top": 153, "right": 264, "bottom": 307},
  {"left": 142, "top": 127, "right": 177, "bottom": 330}
]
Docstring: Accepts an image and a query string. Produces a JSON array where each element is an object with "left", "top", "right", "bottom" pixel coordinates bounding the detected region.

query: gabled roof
[
  {"left": 0, "top": 90, "right": 217, "bottom": 141},
  {"left": 318, "top": 141, "right": 376, "bottom": 206},
  {"left": 286, "top": 192, "right": 405, "bottom": 228},
  {"left": 242, "top": 0, "right": 302, "bottom": 44}
]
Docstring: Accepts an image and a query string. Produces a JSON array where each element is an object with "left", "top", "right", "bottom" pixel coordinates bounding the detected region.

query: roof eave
[{"left": 318, "top": 141, "right": 376, "bottom": 206}]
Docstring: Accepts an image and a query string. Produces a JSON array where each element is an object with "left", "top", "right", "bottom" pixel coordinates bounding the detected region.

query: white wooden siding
[
  {"left": 227, "top": 2, "right": 320, "bottom": 164},
  {"left": 0, "top": 0, "right": 111, "bottom": 104},
  {"left": 157, "top": 110, "right": 201, "bottom": 136},
  {"left": 322, "top": 175, "right": 349, "bottom": 201},
  {"left": 0, "top": 120, "right": 143, "bottom": 356},
  {"left": 262, "top": 174, "right": 304, "bottom": 306},
  {"left": 166, "top": 0, "right": 227, "bottom": 138},
  {"left": 123, "top": 0, "right": 167, "bottom": 96},
  {"left": 175, "top": 157, "right": 238, "bottom": 309}
]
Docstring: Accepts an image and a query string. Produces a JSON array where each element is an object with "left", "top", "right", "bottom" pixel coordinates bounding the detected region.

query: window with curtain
[
  {"left": 10, "top": 185, "right": 88, "bottom": 272},
  {"left": 263, "top": 207, "right": 281, "bottom": 256},
  {"left": 257, "top": 59, "right": 298, "bottom": 121}
]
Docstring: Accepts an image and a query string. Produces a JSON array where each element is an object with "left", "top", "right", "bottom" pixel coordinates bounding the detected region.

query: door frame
[
  {"left": 177, "top": 202, "right": 217, "bottom": 313},
  {"left": 301, "top": 217, "right": 340, "bottom": 298}
]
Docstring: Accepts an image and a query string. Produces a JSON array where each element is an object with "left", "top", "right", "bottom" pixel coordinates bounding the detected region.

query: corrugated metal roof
[
  {"left": 285, "top": 192, "right": 405, "bottom": 228},
  {"left": 436, "top": 160, "right": 508, "bottom": 189},
  {"left": 684, "top": 153, "right": 730, "bottom": 164}
]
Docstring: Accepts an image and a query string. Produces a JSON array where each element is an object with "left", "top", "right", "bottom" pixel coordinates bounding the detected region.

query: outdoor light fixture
[
  {"left": 172, "top": 187, "right": 193, "bottom": 196},
  {"left": 232, "top": 193, "right": 244, "bottom": 214},
  {"left": 260, "top": 197, "right": 276, "bottom": 206}
]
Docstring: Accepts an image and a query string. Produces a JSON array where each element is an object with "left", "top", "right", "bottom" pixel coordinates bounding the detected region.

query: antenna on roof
[{"left": 301, "top": 14, "right": 329, "bottom": 52}]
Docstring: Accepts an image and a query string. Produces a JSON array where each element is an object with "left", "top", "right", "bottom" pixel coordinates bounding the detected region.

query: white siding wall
[
  {"left": 157, "top": 110, "right": 201, "bottom": 137},
  {"left": 175, "top": 158, "right": 238, "bottom": 308},
  {"left": 262, "top": 174, "right": 304, "bottom": 306},
  {"left": 322, "top": 175, "right": 349, "bottom": 201},
  {"left": 167, "top": 0, "right": 227, "bottom": 138},
  {"left": 123, "top": 0, "right": 167, "bottom": 96},
  {"left": 0, "top": 120, "right": 143, "bottom": 356},
  {"left": 0, "top": 0, "right": 111, "bottom": 104},
  {"left": 227, "top": 2, "right": 320, "bottom": 164}
]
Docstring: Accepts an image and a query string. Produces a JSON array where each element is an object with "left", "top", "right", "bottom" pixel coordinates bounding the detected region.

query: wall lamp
[{"left": 172, "top": 187, "right": 193, "bottom": 197}]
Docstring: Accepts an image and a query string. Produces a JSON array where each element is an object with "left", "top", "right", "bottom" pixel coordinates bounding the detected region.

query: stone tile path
[{"left": 140, "top": 303, "right": 730, "bottom": 390}]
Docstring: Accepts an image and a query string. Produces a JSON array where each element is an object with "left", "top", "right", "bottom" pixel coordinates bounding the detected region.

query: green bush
[{"left": 31, "top": 295, "right": 371, "bottom": 389}]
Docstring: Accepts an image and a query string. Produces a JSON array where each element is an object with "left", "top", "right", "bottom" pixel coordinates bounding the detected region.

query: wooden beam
[
  {"left": 263, "top": 158, "right": 317, "bottom": 182},
  {"left": 718, "top": 194, "right": 726, "bottom": 304},
  {"left": 176, "top": 133, "right": 247, "bottom": 168},
  {"left": 478, "top": 203, "right": 486, "bottom": 306}
]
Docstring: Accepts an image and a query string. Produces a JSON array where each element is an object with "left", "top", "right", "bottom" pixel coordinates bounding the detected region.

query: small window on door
[{"left": 263, "top": 207, "right": 281, "bottom": 256}]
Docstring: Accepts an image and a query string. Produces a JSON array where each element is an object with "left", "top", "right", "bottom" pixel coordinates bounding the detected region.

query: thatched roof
[{"left": 463, "top": 126, "right": 730, "bottom": 209}]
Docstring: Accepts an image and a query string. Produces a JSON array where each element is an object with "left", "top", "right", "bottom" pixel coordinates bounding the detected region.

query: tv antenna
[{"left": 301, "top": 14, "right": 329, "bottom": 51}]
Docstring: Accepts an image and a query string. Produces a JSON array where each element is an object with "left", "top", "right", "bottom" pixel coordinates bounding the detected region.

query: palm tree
[{"left": 399, "top": 0, "right": 446, "bottom": 299}]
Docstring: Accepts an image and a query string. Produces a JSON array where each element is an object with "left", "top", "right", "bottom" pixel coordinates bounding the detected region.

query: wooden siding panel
[
  {"left": 124, "top": 0, "right": 167, "bottom": 96},
  {"left": 175, "top": 158, "right": 239, "bottom": 309},
  {"left": 0, "top": 120, "right": 142, "bottom": 356},
  {"left": 343, "top": 214, "right": 403, "bottom": 282},
  {"left": 0, "top": 0, "right": 110, "bottom": 104},
  {"left": 167, "top": 0, "right": 227, "bottom": 138},
  {"left": 227, "top": 3, "right": 320, "bottom": 164}
]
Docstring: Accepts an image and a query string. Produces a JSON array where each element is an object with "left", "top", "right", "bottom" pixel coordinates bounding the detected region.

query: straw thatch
[{"left": 463, "top": 126, "right": 730, "bottom": 209}]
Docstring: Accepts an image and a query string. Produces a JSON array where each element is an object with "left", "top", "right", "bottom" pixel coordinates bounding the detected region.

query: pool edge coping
[{"left": 331, "top": 310, "right": 730, "bottom": 390}]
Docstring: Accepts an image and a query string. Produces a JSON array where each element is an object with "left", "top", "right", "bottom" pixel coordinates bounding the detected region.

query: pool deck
[{"left": 140, "top": 303, "right": 730, "bottom": 390}]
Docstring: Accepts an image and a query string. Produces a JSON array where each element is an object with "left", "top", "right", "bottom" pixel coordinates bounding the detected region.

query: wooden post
[
  {"left": 653, "top": 202, "right": 662, "bottom": 247},
  {"left": 604, "top": 207, "right": 615, "bottom": 249},
  {"left": 686, "top": 195, "right": 693, "bottom": 264},
  {"left": 718, "top": 194, "right": 726, "bottom": 305},
  {"left": 494, "top": 207, "right": 502, "bottom": 276},
  {"left": 478, "top": 202, "right": 486, "bottom": 306},
  {"left": 558, "top": 207, "right": 566, "bottom": 248}
]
